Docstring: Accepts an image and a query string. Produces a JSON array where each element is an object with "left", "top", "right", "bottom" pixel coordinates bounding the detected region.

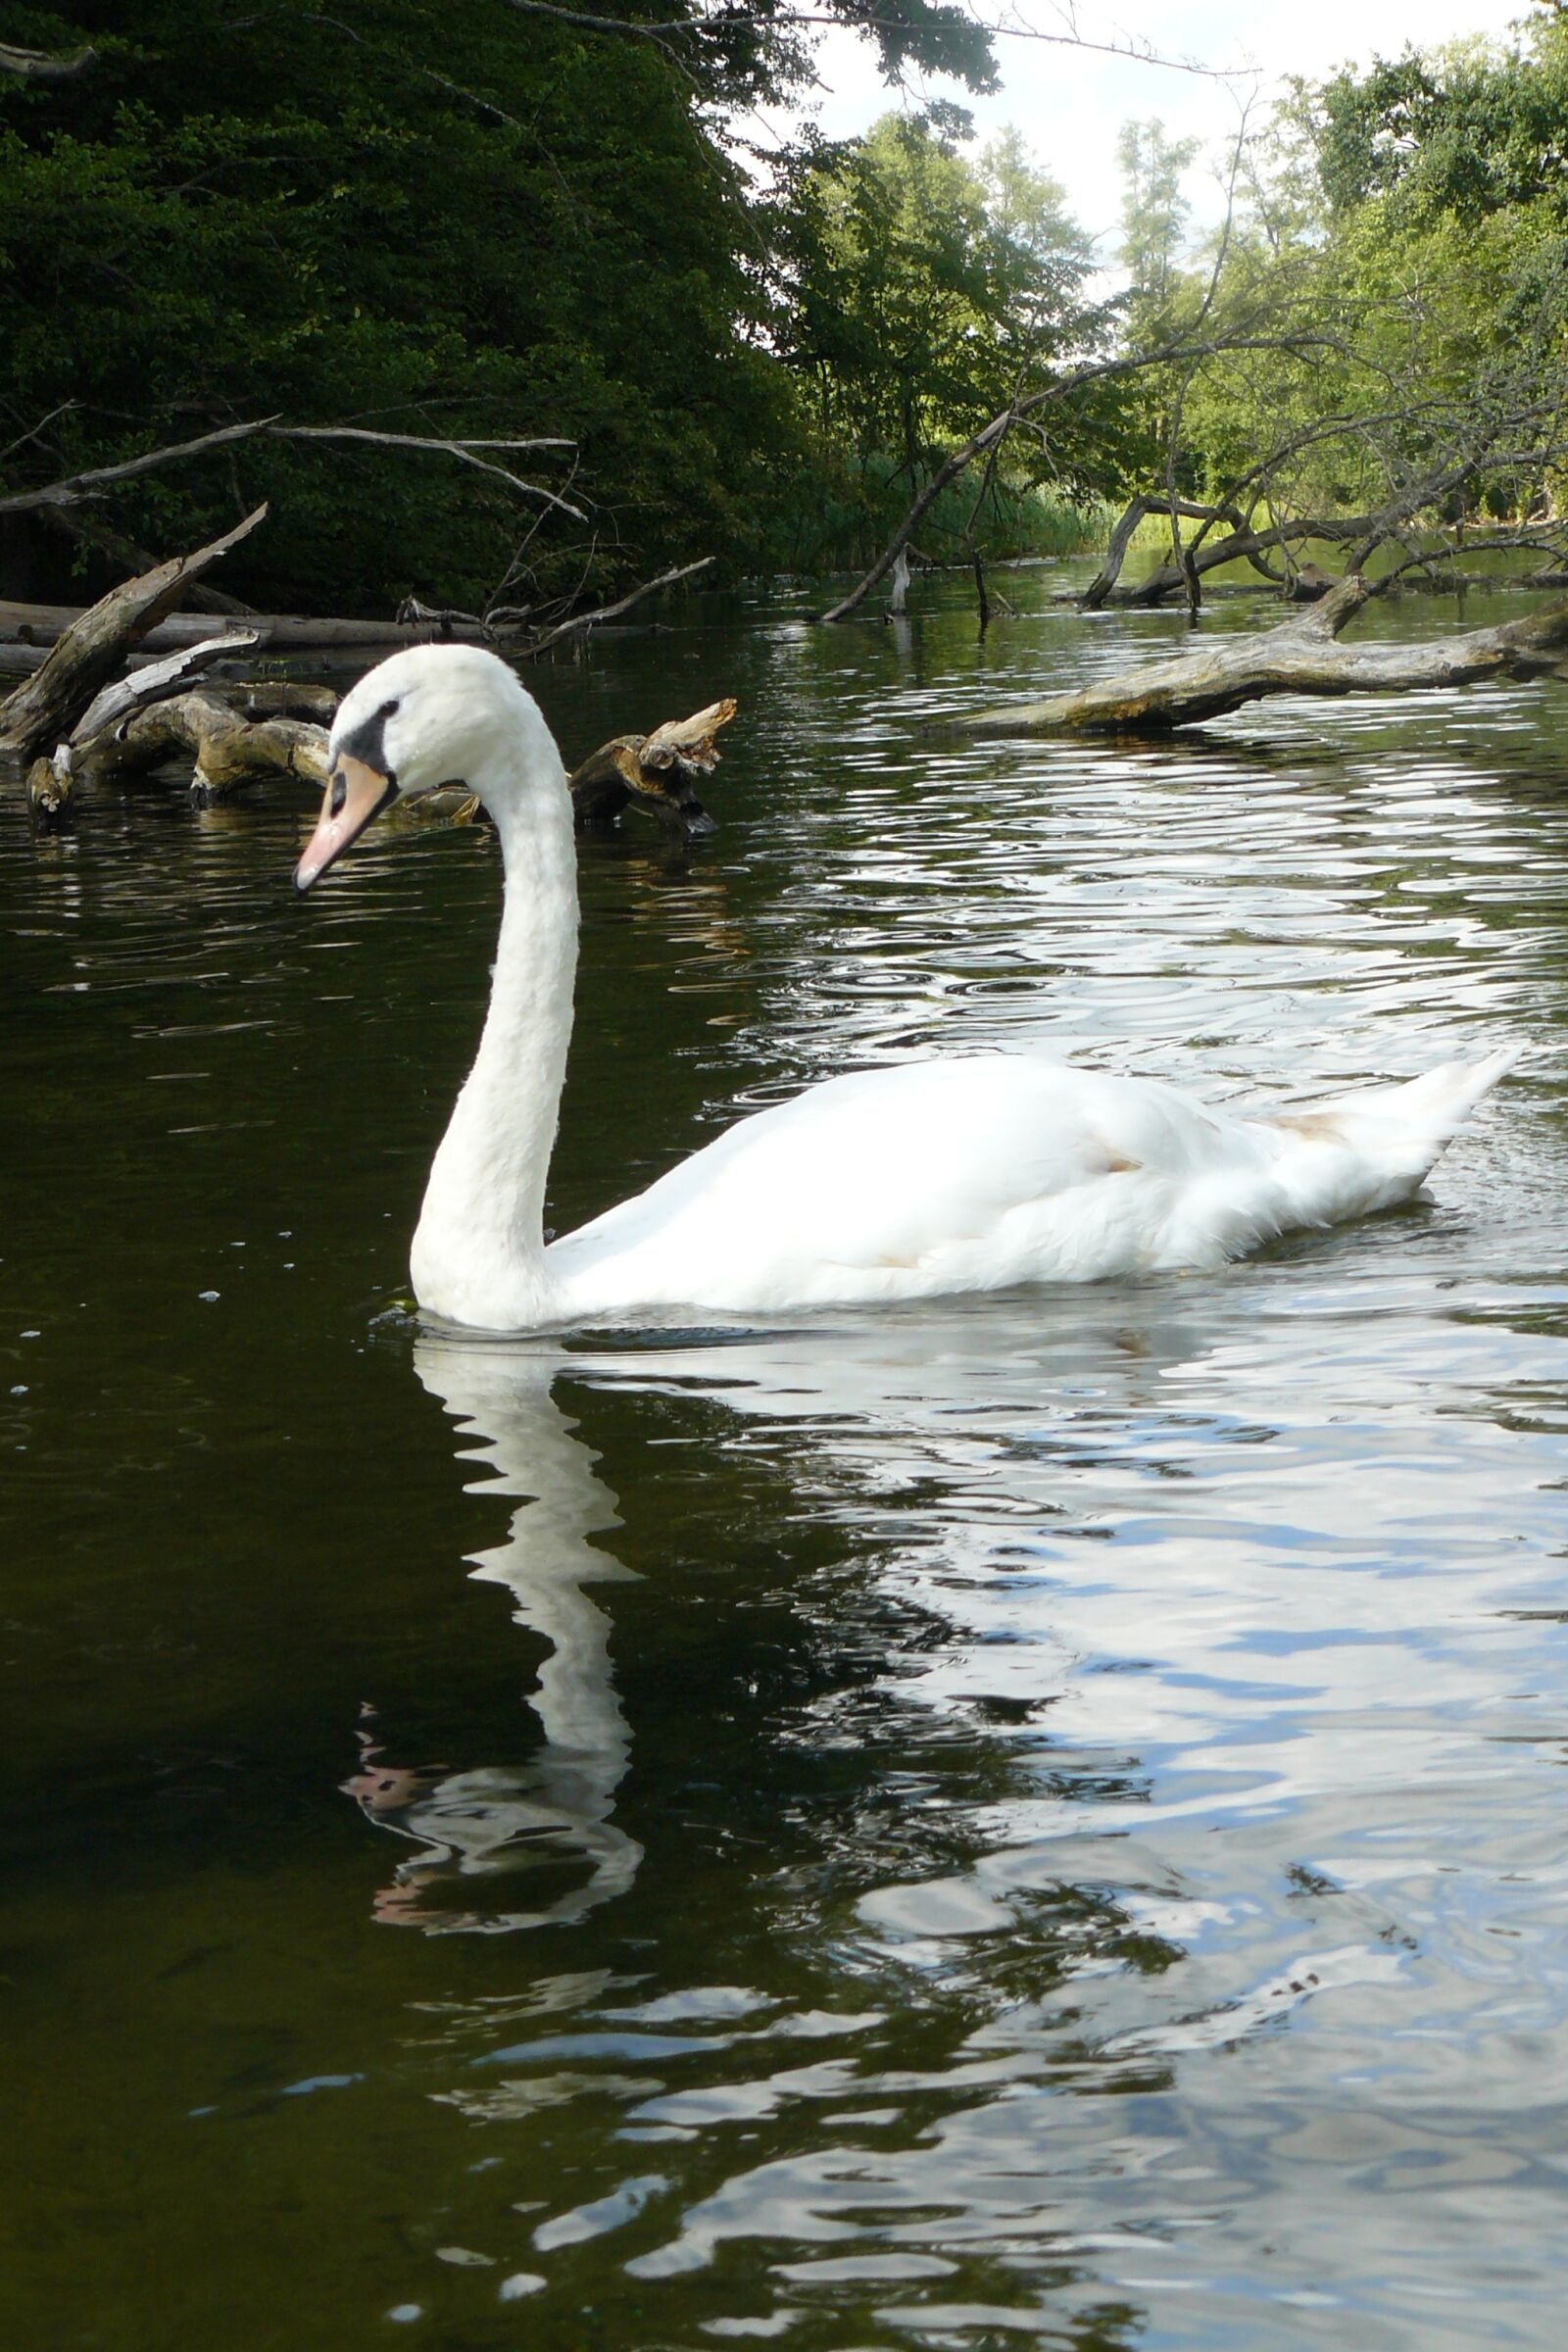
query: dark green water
[{"left": 5, "top": 571, "right": 1568, "bottom": 2351}]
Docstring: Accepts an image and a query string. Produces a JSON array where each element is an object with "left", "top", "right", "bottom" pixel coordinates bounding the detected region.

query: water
[{"left": 4, "top": 569, "right": 1567, "bottom": 2350}]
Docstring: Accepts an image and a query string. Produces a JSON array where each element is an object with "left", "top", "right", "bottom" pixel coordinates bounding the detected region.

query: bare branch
[
  {"left": 498, "top": 0, "right": 1239, "bottom": 76},
  {"left": 0, "top": 418, "right": 278, "bottom": 515},
  {"left": 520, "top": 558, "right": 714, "bottom": 656},
  {"left": 1, "top": 416, "right": 586, "bottom": 524},
  {"left": 274, "top": 425, "right": 586, "bottom": 517},
  {"left": 0, "top": 400, "right": 78, "bottom": 467},
  {"left": 0, "top": 39, "right": 96, "bottom": 81}
]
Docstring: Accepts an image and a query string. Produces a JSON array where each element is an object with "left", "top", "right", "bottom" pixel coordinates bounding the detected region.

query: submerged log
[
  {"left": 25, "top": 685, "right": 331, "bottom": 820},
  {"left": 567, "top": 698, "right": 735, "bottom": 838},
  {"left": 970, "top": 574, "right": 1568, "bottom": 736}
]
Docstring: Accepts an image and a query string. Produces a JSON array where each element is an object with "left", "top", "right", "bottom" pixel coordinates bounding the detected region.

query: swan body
[{"left": 295, "top": 645, "right": 1519, "bottom": 1332}]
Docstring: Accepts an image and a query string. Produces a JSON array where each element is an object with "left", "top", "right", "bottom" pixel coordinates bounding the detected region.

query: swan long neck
[{"left": 411, "top": 735, "right": 578, "bottom": 1329}]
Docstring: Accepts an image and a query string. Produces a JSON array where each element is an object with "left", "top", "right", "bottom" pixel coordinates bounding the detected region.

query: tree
[
  {"left": 0, "top": 0, "right": 1003, "bottom": 613},
  {"left": 1077, "top": 22, "right": 1568, "bottom": 609},
  {"left": 1116, "top": 118, "right": 1199, "bottom": 331},
  {"left": 767, "top": 115, "right": 1121, "bottom": 573}
]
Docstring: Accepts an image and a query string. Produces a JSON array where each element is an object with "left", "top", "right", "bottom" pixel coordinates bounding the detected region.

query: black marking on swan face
[{"left": 333, "top": 696, "right": 402, "bottom": 794}]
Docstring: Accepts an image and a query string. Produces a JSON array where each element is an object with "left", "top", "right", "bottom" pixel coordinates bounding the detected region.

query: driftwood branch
[
  {"left": 71, "top": 631, "right": 265, "bottom": 745},
  {"left": 568, "top": 698, "right": 735, "bottom": 837},
  {"left": 46, "top": 669, "right": 733, "bottom": 848},
  {"left": 970, "top": 574, "right": 1568, "bottom": 736},
  {"left": 0, "top": 505, "right": 268, "bottom": 760},
  {"left": 74, "top": 693, "right": 330, "bottom": 801}
]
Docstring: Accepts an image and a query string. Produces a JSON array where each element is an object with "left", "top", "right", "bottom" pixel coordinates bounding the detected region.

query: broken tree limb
[
  {"left": 0, "top": 422, "right": 280, "bottom": 517},
  {"left": 71, "top": 630, "right": 266, "bottom": 746},
  {"left": 1, "top": 416, "right": 582, "bottom": 522},
  {"left": 27, "top": 653, "right": 318, "bottom": 822},
  {"left": 969, "top": 574, "right": 1568, "bottom": 736},
  {"left": 568, "top": 698, "right": 735, "bottom": 837},
  {"left": 0, "top": 505, "right": 268, "bottom": 760},
  {"left": 58, "top": 674, "right": 734, "bottom": 848}
]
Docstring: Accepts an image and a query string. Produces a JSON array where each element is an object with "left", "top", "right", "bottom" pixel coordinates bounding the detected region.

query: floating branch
[{"left": 52, "top": 671, "right": 735, "bottom": 845}]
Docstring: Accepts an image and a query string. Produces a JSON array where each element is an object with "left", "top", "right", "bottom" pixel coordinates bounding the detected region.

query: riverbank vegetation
[{"left": 2, "top": 4, "right": 1567, "bottom": 621}]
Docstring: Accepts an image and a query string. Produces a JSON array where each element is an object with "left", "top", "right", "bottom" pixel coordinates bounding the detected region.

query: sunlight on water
[{"left": 4, "top": 569, "right": 1567, "bottom": 2349}]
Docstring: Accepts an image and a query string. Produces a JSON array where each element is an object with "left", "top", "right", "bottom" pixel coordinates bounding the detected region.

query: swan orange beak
[{"left": 294, "top": 753, "right": 397, "bottom": 891}]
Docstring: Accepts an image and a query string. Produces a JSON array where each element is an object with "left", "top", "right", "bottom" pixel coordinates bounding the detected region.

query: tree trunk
[{"left": 970, "top": 574, "right": 1568, "bottom": 735}]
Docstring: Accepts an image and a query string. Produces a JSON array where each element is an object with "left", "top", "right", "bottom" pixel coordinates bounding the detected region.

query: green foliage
[
  {"left": 766, "top": 114, "right": 1129, "bottom": 561},
  {"left": 0, "top": 1, "right": 1012, "bottom": 612},
  {"left": 1107, "top": 12, "right": 1568, "bottom": 572},
  {"left": 0, "top": 2, "right": 815, "bottom": 611},
  {"left": 10, "top": 3, "right": 1562, "bottom": 616},
  {"left": 759, "top": 442, "right": 1109, "bottom": 575}
]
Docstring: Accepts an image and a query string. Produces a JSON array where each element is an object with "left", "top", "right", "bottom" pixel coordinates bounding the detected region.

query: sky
[{"left": 769, "top": 0, "right": 1525, "bottom": 251}]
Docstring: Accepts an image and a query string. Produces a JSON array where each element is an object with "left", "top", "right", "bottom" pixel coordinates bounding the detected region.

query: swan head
[{"left": 294, "top": 643, "right": 562, "bottom": 890}]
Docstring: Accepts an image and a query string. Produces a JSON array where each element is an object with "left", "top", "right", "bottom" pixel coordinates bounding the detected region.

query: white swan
[{"left": 295, "top": 644, "right": 1519, "bottom": 1332}]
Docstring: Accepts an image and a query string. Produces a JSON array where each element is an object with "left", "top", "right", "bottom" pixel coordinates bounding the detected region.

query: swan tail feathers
[{"left": 1274, "top": 1045, "right": 1523, "bottom": 1191}]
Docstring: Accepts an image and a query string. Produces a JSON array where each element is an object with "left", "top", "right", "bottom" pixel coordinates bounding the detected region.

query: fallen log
[
  {"left": 0, "top": 599, "right": 487, "bottom": 654},
  {"left": 0, "top": 507, "right": 268, "bottom": 760},
  {"left": 71, "top": 630, "right": 266, "bottom": 745},
  {"left": 73, "top": 690, "right": 330, "bottom": 802},
  {"left": 567, "top": 698, "right": 735, "bottom": 838},
  {"left": 970, "top": 573, "right": 1568, "bottom": 736}
]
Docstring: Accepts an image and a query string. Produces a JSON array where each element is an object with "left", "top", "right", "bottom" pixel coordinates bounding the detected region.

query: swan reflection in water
[
  {"left": 339, "top": 1289, "right": 1255, "bottom": 1936},
  {"left": 341, "top": 1334, "right": 642, "bottom": 1933}
]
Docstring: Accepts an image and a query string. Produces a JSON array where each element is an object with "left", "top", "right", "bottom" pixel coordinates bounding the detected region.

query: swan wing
[{"left": 547, "top": 1056, "right": 1275, "bottom": 1312}]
